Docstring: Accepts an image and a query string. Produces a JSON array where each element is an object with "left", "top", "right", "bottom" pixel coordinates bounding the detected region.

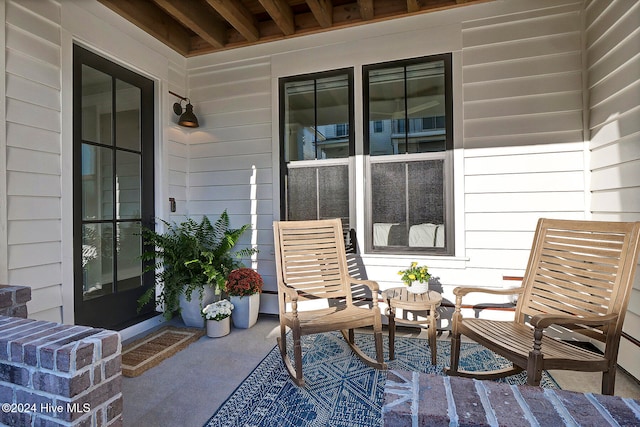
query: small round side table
[{"left": 382, "top": 287, "right": 442, "bottom": 365}]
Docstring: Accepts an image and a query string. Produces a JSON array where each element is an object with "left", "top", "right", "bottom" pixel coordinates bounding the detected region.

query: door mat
[{"left": 121, "top": 326, "right": 205, "bottom": 377}]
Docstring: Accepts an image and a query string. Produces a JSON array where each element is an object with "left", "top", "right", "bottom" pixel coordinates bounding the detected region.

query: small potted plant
[
  {"left": 398, "top": 262, "right": 431, "bottom": 294},
  {"left": 202, "top": 299, "right": 234, "bottom": 338},
  {"left": 225, "top": 268, "right": 264, "bottom": 329}
]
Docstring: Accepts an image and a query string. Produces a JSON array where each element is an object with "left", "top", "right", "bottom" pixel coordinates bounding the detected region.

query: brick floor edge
[{"left": 382, "top": 370, "right": 640, "bottom": 426}]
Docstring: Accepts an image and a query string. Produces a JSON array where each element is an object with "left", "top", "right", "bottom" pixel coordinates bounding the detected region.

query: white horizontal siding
[
  {"left": 190, "top": 152, "right": 272, "bottom": 173},
  {"left": 460, "top": 1, "right": 586, "bottom": 304},
  {"left": 186, "top": 56, "right": 272, "bottom": 293},
  {"left": 8, "top": 219, "right": 60, "bottom": 244},
  {"left": 6, "top": 0, "right": 59, "bottom": 39},
  {"left": 188, "top": 201, "right": 273, "bottom": 218},
  {"left": 466, "top": 231, "right": 535, "bottom": 250},
  {"left": 189, "top": 184, "right": 272, "bottom": 202},
  {"left": 465, "top": 211, "right": 583, "bottom": 231},
  {"left": 591, "top": 159, "right": 640, "bottom": 191},
  {"left": 9, "top": 263, "right": 61, "bottom": 289},
  {"left": 463, "top": 51, "right": 582, "bottom": 85},
  {"left": 465, "top": 150, "right": 584, "bottom": 174},
  {"left": 6, "top": 98, "right": 60, "bottom": 131},
  {"left": 591, "top": 187, "right": 640, "bottom": 213},
  {"left": 585, "top": 0, "right": 640, "bottom": 378},
  {"left": 462, "top": 3, "right": 584, "bottom": 146},
  {"left": 4, "top": 0, "right": 62, "bottom": 321},
  {"left": 7, "top": 146, "right": 60, "bottom": 174},
  {"left": 27, "top": 285, "right": 62, "bottom": 318},
  {"left": 464, "top": 110, "right": 583, "bottom": 138},
  {"left": 7, "top": 122, "right": 60, "bottom": 153},
  {"left": 190, "top": 138, "right": 272, "bottom": 158},
  {"left": 189, "top": 168, "right": 273, "bottom": 186},
  {"left": 5, "top": 25, "right": 59, "bottom": 68},
  {"left": 463, "top": 248, "right": 531, "bottom": 271},
  {"left": 189, "top": 124, "right": 272, "bottom": 145},
  {"left": 8, "top": 242, "right": 61, "bottom": 270},
  {"left": 5, "top": 49, "right": 60, "bottom": 91},
  {"left": 590, "top": 132, "right": 640, "bottom": 168},
  {"left": 465, "top": 192, "right": 585, "bottom": 213},
  {"left": 465, "top": 171, "right": 584, "bottom": 193},
  {"left": 464, "top": 72, "right": 582, "bottom": 102},
  {"left": 7, "top": 171, "right": 60, "bottom": 197},
  {"left": 464, "top": 92, "right": 583, "bottom": 120},
  {"left": 590, "top": 110, "right": 640, "bottom": 150},
  {"left": 6, "top": 73, "right": 60, "bottom": 109},
  {"left": 167, "top": 61, "right": 189, "bottom": 222}
]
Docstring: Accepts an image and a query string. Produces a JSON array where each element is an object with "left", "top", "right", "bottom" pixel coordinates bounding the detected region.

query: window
[
  {"left": 335, "top": 123, "right": 349, "bottom": 137},
  {"left": 279, "top": 69, "right": 353, "bottom": 231},
  {"left": 364, "top": 54, "right": 453, "bottom": 254},
  {"left": 278, "top": 55, "right": 453, "bottom": 256}
]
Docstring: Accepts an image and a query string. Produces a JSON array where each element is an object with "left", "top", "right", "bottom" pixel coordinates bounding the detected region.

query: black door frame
[{"left": 72, "top": 44, "right": 155, "bottom": 329}]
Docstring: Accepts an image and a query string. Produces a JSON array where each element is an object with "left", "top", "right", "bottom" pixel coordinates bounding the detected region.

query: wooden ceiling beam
[
  {"left": 102, "top": 0, "right": 493, "bottom": 57},
  {"left": 407, "top": 0, "right": 421, "bottom": 13},
  {"left": 258, "top": 0, "right": 295, "bottom": 36},
  {"left": 305, "top": 0, "right": 333, "bottom": 28},
  {"left": 98, "top": 0, "right": 191, "bottom": 55},
  {"left": 205, "top": 0, "right": 260, "bottom": 42},
  {"left": 357, "top": 0, "right": 374, "bottom": 20},
  {"left": 152, "top": 0, "right": 226, "bottom": 49}
]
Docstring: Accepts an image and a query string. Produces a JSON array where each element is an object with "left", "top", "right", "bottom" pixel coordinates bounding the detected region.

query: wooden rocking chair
[
  {"left": 446, "top": 218, "right": 640, "bottom": 395},
  {"left": 273, "top": 218, "right": 387, "bottom": 386}
]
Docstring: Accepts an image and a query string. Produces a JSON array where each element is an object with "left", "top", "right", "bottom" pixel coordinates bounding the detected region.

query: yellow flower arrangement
[{"left": 398, "top": 262, "right": 431, "bottom": 286}]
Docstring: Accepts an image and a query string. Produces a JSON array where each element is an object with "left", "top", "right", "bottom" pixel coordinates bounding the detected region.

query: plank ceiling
[{"left": 97, "top": 0, "right": 492, "bottom": 57}]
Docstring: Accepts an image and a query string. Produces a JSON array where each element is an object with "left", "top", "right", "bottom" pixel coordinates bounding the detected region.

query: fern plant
[{"left": 137, "top": 211, "right": 257, "bottom": 319}]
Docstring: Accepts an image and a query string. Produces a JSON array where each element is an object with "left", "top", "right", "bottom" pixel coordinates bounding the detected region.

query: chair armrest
[
  {"left": 453, "top": 286, "right": 525, "bottom": 298},
  {"left": 278, "top": 282, "right": 299, "bottom": 302},
  {"left": 530, "top": 313, "right": 618, "bottom": 329},
  {"left": 350, "top": 277, "right": 379, "bottom": 293}
]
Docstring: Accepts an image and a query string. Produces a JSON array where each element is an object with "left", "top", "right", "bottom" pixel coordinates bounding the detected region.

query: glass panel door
[{"left": 74, "top": 45, "right": 155, "bottom": 329}]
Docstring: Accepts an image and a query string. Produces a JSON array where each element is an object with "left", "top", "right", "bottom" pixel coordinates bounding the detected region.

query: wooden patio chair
[
  {"left": 273, "top": 218, "right": 387, "bottom": 386},
  {"left": 446, "top": 218, "right": 640, "bottom": 395}
]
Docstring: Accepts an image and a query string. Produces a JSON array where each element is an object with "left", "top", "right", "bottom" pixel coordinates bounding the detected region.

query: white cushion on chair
[
  {"left": 409, "top": 223, "right": 437, "bottom": 247},
  {"left": 373, "top": 223, "right": 398, "bottom": 246}
]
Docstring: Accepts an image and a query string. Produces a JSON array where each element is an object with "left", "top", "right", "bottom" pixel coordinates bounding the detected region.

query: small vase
[
  {"left": 230, "top": 293, "right": 260, "bottom": 329},
  {"left": 407, "top": 283, "right": 428, "bottom": 294},
  {"left": 206, "top": 317, "right": 231, "bottom": 338}
]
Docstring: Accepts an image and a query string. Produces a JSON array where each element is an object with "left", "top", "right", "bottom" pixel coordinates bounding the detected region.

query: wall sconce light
[{"left": 169, "top": 91, "right": 199, "bottom": 128}]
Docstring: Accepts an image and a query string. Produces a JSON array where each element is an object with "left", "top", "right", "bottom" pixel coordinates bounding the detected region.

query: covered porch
[
  {"left": 0, "top": 0, "right": 638, "bottom": 425},
  {"left": 120, "top": 315, "right": 640, "bottom": 426}
]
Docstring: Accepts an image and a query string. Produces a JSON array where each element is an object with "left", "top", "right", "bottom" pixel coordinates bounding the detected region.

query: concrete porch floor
[{"left": 121, "top": 314, "right": 640, "bottom": 427}]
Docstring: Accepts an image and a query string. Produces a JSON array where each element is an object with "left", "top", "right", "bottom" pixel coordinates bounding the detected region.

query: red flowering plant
[{"left": 225, "top": 268, "right": 264, "bottom": 297}]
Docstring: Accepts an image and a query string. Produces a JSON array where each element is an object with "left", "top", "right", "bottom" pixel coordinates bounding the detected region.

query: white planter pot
[
  {"left": 230, "top": 293, "right": 260, "bottom": 329},
  {"left": 407, "top": 283, "right": 428, "bottom": 294},
  {"left": 206, "top": 317, "right": 231, "bottom": 338},
  {"left": 179, "top": 285, "right": 217, "bottom": 328}
]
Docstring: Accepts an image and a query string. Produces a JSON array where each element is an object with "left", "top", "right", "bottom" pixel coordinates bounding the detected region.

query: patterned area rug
[
  {"left": 121, "top": 326, "right": 205, "bottom": 377},
  {"left": 204, "top": 332, "right": 558, "bottom": 427}
]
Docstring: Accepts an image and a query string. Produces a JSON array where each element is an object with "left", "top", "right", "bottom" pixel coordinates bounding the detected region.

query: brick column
[
  {"left": 0, "top": 285, "right": 31, "bottom": 318},
  {"left": 0, "top": 316, "right": 122, "bottom": 426}
]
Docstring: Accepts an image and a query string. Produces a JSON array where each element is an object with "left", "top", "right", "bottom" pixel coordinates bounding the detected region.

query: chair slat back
[
  {"left": 273, "top": 219, "right": 351, "bottom": 304},
  {"left": 517, "top": 219, "right": 640, "bottom": 341}
]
